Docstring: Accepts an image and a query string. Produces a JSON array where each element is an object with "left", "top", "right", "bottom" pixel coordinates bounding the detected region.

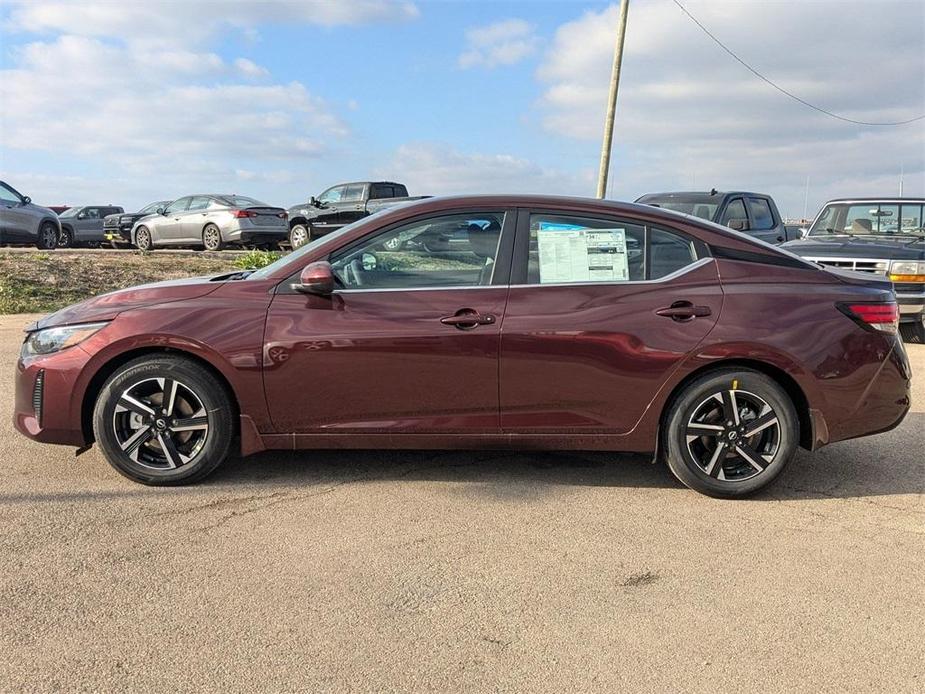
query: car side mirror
[
  {"left": 310, "top": 196, "right": 320, "bottom": 207},
  {"left": 294, "top": 261, "right": 335, "bottom": 296},
  {"left": 22, "top": 196, "right": 31, "bottom": 205},
  {"left": 157, "top": 207, "right": 166, "bottom": 215},
  {"left": 727, "top": 218, "right": 749, "bottom": 231},
  {"left": 361, "top": 252, "right": 377, "bottom": 271},
  {"left": 77, "top": 211, "right": 87, "bottom": 219}
]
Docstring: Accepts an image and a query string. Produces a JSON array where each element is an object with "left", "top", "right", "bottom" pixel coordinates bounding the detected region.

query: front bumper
[
  {"left": 13, "top": 345, "right": 93, "bottom": 447},
  {"left": 896, "top": 292, "right": 925, "bottom": 319}
]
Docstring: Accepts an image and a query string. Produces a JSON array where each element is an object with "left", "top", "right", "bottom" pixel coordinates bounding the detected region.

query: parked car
[
  {"left": 103, "top": 200, "right": 172, "bottom": 248},
  {"left": 781, "top": 197, "right": 925, "bottom": 343},
  {"left": 0, "top": 180, "right": 61, "bottom": 249},
  {"left": 287, "top": 181, "right": 428, "bottom": 248},
  {"left": 58, "top": 205, "right": 125, "bottom": 247},
  {"left": 14, "top": 195, "right": 911, "bottom": 498},
  {"left": 635, "top": 190, "right": 799, "bottom": 245},
  {"left": 130, "top": 194, "right": 288, "bottom": 251}
]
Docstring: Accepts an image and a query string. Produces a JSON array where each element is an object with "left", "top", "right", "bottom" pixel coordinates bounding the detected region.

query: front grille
[
  {"left": 32, "top": 369, "right": 45, "bottom": 427},
  {"left": 805, "top": 258, "right": 888, "bottom": 274}
]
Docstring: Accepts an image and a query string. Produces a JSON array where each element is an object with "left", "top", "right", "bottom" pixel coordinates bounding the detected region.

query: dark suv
[{"left": 636, "top": 191, "right": 799, "bottom": 245}]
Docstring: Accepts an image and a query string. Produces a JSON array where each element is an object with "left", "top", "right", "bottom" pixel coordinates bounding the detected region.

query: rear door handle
[
  {"left": 655, "top": 301, "right": 712, "bottom": 321},
  {"left": 440, "top": 310, "right": 496, "bottom": 330}
]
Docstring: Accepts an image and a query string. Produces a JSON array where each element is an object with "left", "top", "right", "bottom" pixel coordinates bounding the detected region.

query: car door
[
  {"left": 336, "top": 183, "right": 368, "bottom": 226},
  {"left": 0, "top": 182, "right": 31, "bottom": 241},
  {"left": 181, "top": 196, "right": 212, "bottom": 241},
  {"left": 745, "top": 197, "right": 784, "bottom": 244},
  {"left": 312, "top": 185, "right": 347, "bottom": 233},
  {"left": 154, "top": 197, "right": 191, "bottom": 243},
  {"left": 262, "top": 208, "right": 515, "bottom": 434},
  {"left": 500, "top": 209, "right": 722, "bottom": 435}
]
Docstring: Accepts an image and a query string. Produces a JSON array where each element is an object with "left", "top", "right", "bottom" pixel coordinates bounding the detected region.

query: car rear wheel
[
  {"left": 135, "top": 226, "right": 153, "bottom": 251},
  {"left": 289, "top": 224, "right": 311, "bottom": 249},
  {"left": 58, "top": 228, "right": 73, "bottom": 248},
  {"left": 203, "top": 224, "right": 223, "bottom": 251},
  {"left": 899, "top": 315, "right": 925, "bottom": 344},
  {"left": 92, "top": 355, "right": 234, "bottom": 486},
  {"left": 663, "top": 368, "right": 798, "bottom": 498},
  {"left": 36, "top": 221, "right": 58, "bottom": 250}
]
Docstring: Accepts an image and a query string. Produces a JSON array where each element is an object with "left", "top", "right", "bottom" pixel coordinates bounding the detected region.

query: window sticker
[{"left": 536, "top": 222, "right": 629, "bottom": 283}]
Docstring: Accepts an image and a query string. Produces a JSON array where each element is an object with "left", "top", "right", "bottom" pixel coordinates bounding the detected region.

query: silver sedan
[{"left": 130, "top": 194, "right": 288, "bottom": 251}]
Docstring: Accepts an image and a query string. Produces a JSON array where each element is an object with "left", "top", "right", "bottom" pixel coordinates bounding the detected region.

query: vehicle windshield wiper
[{"left": 210, "top": 270, "right": 254, "bottom": 282}]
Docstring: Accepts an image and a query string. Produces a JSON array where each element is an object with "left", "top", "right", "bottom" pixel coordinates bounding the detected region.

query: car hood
[
  {"left": 781, "top": 236, "right": 925, "bottom": 260},
  {"left": 32, "top": 276, "right": 224, "bottom": 331}
]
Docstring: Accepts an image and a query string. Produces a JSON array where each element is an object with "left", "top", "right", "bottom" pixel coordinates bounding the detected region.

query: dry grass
[{"left": 0, "top": 250, "right": 236, "bottom": 314}]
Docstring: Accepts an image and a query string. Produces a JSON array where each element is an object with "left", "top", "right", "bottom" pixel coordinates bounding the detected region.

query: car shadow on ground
[{"left": 201, "top": 411, "right": 924, "bottom": 503}]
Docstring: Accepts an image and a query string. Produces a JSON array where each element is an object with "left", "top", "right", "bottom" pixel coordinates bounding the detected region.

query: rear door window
[
  {"left": 746, "top": 197, "right": 775, "bottom": 230},
  {"left": 720, "top": 198, "right": 748, "bottom": 226},
  {"left": 341, "top": 184, "right": 366, "bottom": 202}
]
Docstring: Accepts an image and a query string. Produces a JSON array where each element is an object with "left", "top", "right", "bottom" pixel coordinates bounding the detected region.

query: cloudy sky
[{"left": 1, "top": 0, "right": 923, "bottom": 219}]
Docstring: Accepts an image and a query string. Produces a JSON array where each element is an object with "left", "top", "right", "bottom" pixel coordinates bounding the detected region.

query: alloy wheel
[
  {"left": 136, "top": 228, "right": 151, "bottom": 250},
  {"left": 42, "top": 224, "right": 58, "bottom": 248},
  {"left": 112, "top": 377, "right": 210, "bottom": 470},
  {"left": 290, "top": 225, "right": 309, "bottom": 249},
  {"left": 684, "top": 389, "right": 781, "bottom": 482}
]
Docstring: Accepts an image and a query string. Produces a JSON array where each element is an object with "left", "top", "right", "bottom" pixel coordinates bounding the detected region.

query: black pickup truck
[
  {"left": 286, "top": 181, "right": 428, "bottom": 248},
  {"left": 636, "top": 190, "right": 800, "bottom": 245},
  {"left": 781, "top": 198, "right": 925, "bottom": 343}
]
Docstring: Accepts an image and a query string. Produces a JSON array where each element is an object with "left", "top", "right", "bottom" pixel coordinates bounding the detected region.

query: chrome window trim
[{"left": 332, "top": 257, "right": 715, "bottom": 294}]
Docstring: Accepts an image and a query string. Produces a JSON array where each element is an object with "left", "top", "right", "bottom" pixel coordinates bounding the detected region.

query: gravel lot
[{"left": 1, "top": 313, "right": 922, "bottom": 692}]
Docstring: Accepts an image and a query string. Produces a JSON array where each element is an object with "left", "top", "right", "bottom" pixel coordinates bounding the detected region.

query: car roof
[
  {"left": 821, "top": 198, "right": 925, "bottom": 204},
  {"left": 638, "top": 191, "right": 770, "bottom": 198}
]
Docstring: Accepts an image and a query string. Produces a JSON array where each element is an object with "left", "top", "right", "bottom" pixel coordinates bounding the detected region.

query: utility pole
[
  {"left": 596, "top": 0, "right": 630, "bottom": 199},
  {"left": 802, "top": 175, "right": 810, "bottom": 221}
]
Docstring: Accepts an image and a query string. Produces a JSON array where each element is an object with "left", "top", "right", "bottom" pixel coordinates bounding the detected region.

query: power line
[{"left": 671, "top": 0, "right": 925, "bottom": 127}]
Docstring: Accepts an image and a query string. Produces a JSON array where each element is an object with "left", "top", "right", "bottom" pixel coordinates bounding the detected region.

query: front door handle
[
  {"left": 440, "top": 310, "right": 496, "bottom": 330},
  {"left": 655, "top": 301, "right": 712, "bottom": 321}
]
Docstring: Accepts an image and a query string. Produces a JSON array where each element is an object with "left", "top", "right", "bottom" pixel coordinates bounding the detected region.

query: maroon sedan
[{"left": 13, "top": 196, "right": 911, "bottom": 497}]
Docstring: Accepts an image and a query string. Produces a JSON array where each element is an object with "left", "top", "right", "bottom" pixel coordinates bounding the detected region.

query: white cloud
[
  {"left": 0, "top": 1, "right": 419, "bottom": 205},
  {"left": 536, "top": 1, "right": 925, "bottom": 215},
  {"left": 234, "top": 58, "right": 269, "bottom": 79},
  {"left": 458, "top": 18, "right": 539, "bottom": 69},
  {"left": 379, "top": 142, "right": 590, "bottom": 195}
]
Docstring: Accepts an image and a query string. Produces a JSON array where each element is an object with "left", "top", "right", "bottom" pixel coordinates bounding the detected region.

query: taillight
[
  {"left": 232, "top": 209, "right": 257, "bottom": 218},
  {"left": 837, "top": 302, "right": 899, "bottom": 335}
]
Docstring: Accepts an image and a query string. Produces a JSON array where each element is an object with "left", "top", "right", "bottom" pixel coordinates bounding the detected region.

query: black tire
[
  {"left": 58, "top": 228, "right": 73, "bottom": 248},
  {"left": 899, "top": 315, "right": 925, "bottom": 344},
  {"left": 36, "top": 221, "right": 59, "bottom": 250},
  {"left": 289, "top": 223, "right": 311, "bottom": 249},
  {"left": 203, "top": 223, "right": 223, "bottom": 251},
  {"left": 135, "top": 226, "right": 153, "bottom": 251},
  {"left": 662, "top": 368, "right": 798, "bottom": 498},
  {"left": 92, "top": 355, "right": 234, "bottom": 486}
]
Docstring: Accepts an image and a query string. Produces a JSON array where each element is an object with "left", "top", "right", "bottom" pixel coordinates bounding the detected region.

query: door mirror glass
[
  {"left": 294, "top": 261, "right": 335, "bottom": 296},
  {"left": 727, "top": 218, "right": 749, "bottom": 231},
  {"left": 310, "top": 196, "right": 319, "bottom": 207},
  {"left": 361, "top": 252, "right": 377, "bottom": 271},
  {"left": 77, "top": 211, "right": 87, "bottom": 219},
  {"left": 22, "top": 196, "right": 31, "bottom": 205}
]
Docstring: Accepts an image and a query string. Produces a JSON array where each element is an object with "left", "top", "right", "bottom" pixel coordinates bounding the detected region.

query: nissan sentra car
[{"left": 13, "top": 195, "right": 911, "bottom": 497}]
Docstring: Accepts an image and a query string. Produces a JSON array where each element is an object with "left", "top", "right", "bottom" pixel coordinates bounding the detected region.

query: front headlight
[
  {"left": 22, "top": 322, "right": 109, "bottom": 358},
  {"left": 889, "top": 260, "right": 925, "bottom": 282}
]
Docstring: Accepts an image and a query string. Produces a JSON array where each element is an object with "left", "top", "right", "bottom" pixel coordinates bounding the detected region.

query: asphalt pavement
[{"left": 0, "top": 313, "right": 922, "bottom": 692}]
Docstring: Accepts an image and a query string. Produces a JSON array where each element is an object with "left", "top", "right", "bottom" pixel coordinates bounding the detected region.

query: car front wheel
[
  {"left": 92, "top": 355, "right": 234, "bottom": 485},
  {"left": 36, "top": 221, "right": 59, "bottom": 250},
  {"left": 663, "top": 368, "right": 798, "bottom": 498},
  {"left": 289, "top": 224, "right": 311, "bottom": 249},
  {"left": 135, "top": 226, "right": 153, "bottom": 251}
]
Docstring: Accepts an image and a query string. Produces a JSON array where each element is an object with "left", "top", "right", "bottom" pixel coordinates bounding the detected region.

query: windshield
[
  {"left": 58, "top": 207, "right": 82, "bottom": 218},
  {"left": 810, "top": 202, "right": 925, "bottom": 236},
  {"left": 636, "top": 194, "right": 719, "bottom": 221},
  {"left": 247, "top": 217, "right": 371, "bottom": 280}
]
